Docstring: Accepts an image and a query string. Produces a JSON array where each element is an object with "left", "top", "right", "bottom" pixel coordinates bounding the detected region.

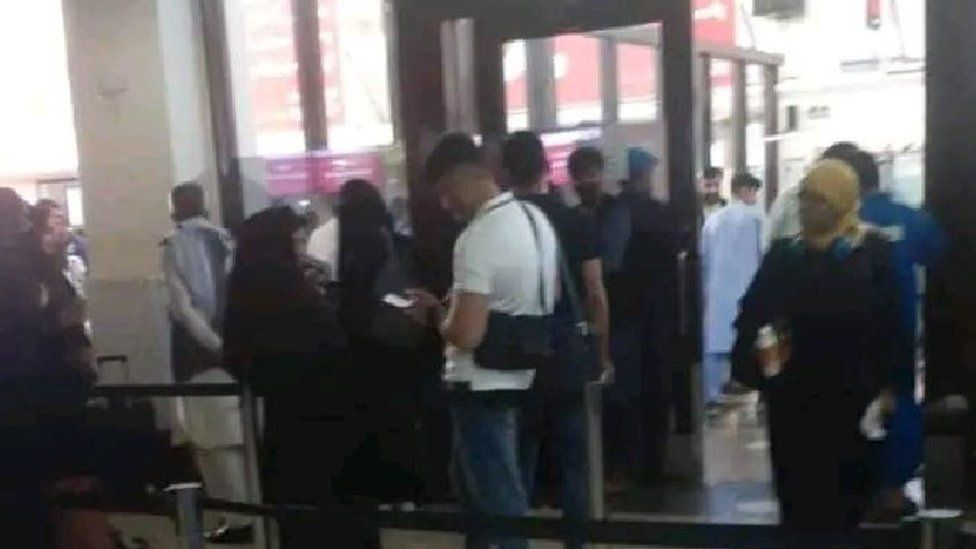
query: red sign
[
  {"left": 242, "top": 0, "right": 350, "bottom": 142},
  {"left": 265, "top": 151, "right": 386, "bottom": 196},
  {"left": 694, "top": 0, "right": 737, "bottom": 45},
  {"left": 242, "top": 0, "right": 303, "bottom": 136}
]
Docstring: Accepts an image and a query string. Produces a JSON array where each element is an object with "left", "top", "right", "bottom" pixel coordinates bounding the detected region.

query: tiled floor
[{"left": 609, "top": 399, "right": 777, "bottom": 526}]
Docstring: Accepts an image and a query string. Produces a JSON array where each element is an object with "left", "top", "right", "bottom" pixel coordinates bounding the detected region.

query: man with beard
[{"left": 701, "top": 166, "right": 727, "bottom": 221}]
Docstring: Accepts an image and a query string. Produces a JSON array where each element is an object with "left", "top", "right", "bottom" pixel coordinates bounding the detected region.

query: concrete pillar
[{"left": 62, "top": 0, "right": 217, "bottom": 386}]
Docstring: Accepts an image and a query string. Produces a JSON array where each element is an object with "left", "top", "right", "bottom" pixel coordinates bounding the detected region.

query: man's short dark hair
[
  {"left": 731, "top": 173, "right": 762, "bottom": 190},
  {"left": 852, "top": 151, "right": 881, "bottom": 192},
  {"left": 822, "top": 141, "right": 859, "bottom": 159},
  {"left": 501, "top": 131, "right": 548, "bottom": 188},
  {"left": 822, "top": 144, "right": 880, "bottom": 192},
  {"left": 425, "top": 132, "right": 480, "bottom": 185},
  {"left": 567, "top": 147, "right": 605, "bottom": 181},
  {"left": 171, "top": 182, "right": 206, "bottom": 222},
  {"left": 703, "top": 166, "right": 724, "bottom": 180}
]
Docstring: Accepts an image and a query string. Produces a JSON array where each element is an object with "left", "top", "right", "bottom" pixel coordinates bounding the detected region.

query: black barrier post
[{"left": 167, "top": 483, "right": 205, "bottom": 549}]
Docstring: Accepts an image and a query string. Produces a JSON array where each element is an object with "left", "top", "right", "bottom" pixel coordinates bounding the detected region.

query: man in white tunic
[{"left": 701, "top": 173, "right": 765, "bottom": 410}]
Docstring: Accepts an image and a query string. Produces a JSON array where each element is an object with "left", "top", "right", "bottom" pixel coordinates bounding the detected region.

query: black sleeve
[
  {"left": 394, "top": 234, "right": 420, "bottom": 285},
  {"left": 730, "top": 240, "right": 789, "bottom": 389},
  {"left": 573, "top": 211, "right": 601, "bottom": 263}
]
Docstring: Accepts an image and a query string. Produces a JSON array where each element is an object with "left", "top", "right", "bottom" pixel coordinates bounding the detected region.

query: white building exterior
[{"left": 741, "top": 0, "right": 926, "bottom": 205}]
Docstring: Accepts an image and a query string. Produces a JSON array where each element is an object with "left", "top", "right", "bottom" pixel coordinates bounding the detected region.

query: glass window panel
[
  {"left": 617, "top": 43, "right": 658, "bottom": 122},
  {"left": 226, "top": 0, "right": 305, "bottom": 157},
  {"left": 503, "top": 40, "right": 529, "bottom": 131},
  {"left": 709, "top": 59, "right": 734, "bottom": 197},
  {"left": 553, "top": 35, "right": 602, "bottom": 127},
  {"left": 320, "top": 0, "right": 394, "bottom": 150},
  {"left": 0, "top": 0, "right": 76, "bottom": 177},
  {"left": 746, "top": 64, "right": 766, "bottom": 203}
]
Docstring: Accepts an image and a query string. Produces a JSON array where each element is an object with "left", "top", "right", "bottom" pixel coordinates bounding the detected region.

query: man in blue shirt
[{"left": 825, "top": 145, "right": 947, "bottom": 516}]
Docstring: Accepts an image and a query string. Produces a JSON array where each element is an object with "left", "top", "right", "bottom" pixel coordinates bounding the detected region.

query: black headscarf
[
  {"left": 224, "top": 208, "right": 311, "bottom": 377},
  {"left": 336, "top": 180, "right": 393, "bottom": 333},
  {"left": 227, "top": 206, "right": 308, "bottom": 315},
  {"left": 337, "top": 179, "right": 392, "bottom": 285}
]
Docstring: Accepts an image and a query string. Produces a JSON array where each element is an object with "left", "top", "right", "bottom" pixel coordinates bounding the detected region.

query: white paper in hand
[{"left": 859, "top": 397, "right": 887, "bottom": 441}]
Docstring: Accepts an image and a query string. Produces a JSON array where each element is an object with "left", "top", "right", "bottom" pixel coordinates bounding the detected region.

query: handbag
[
  {"left": 536, "top": 244, "right": 599, "bottom": 392},
  {"left": 474, "top": 202, "right": 554, "bottom": 372}
]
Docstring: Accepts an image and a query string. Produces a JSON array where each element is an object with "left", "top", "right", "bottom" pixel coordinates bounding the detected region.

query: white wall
[
  {"left": 62, "top": 0, "right": 216, "bottom": 389},
  {"left": 739, "top": 0, "right": 926, "bottom": 193}
]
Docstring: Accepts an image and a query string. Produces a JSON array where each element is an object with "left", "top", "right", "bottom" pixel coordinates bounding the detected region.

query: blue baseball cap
[{"left": 627, "top": 147, "right": 660, "bottom": 180}]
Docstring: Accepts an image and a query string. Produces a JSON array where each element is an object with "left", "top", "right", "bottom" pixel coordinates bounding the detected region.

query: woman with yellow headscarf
[{"left": 730, "top": 160, "right": 908, "bottom": 543}]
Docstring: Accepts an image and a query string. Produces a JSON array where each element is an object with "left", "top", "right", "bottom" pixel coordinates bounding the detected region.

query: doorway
[{"left": 428, "top": 2, "right": 784, "bottom": 518}]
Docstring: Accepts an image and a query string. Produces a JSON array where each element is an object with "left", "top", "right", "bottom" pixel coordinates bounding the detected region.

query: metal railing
[
  {"left": 27, "top": 380, "right": 971, "bottom": 549},
  {"left": 54, "top": 484, "right": 963, "bottom": 549}
]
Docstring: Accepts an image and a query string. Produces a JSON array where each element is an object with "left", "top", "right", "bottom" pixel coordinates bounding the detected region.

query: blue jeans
[
  {"left": 520, "top": 393, "right": 588, "bottom": 549},
  {"left": 703, "top": 352, "right": 730, "bottom": 404},
  {"left": 450, "top": 395, "right": 528, "bottom": 549}
]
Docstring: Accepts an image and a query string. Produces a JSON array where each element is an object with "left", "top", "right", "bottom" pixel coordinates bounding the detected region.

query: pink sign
[
  {"left": 265, "top": 151, "right": 386, "bottom": 196},
  {"left": 546, "top": 143, "right": 577, "bottom": 187}
]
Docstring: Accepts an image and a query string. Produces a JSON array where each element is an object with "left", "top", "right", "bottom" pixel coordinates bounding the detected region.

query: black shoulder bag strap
[
  {"left": 517, "top": 202, "right": 549, "bottom": 312},
  {"left": 518, "top": 202, "right": 587, "bottom": 331},
  {"left": 556, "top": 245, "right": 590, "bottom": 335}
]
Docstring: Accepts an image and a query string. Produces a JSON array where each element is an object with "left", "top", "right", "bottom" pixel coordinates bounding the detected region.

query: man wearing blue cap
[{"left": 614, "top": 147, "right": 678, "bottom": 484}]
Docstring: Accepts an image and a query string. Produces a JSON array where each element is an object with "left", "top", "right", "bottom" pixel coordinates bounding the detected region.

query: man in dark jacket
[{"left": 617, "top": 148, "right": 679, "bottom": 485}]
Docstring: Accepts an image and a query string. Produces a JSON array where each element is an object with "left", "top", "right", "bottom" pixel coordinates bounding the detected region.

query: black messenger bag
[{"left": 474, "top": 202, "right": 554, "bottom": 372}]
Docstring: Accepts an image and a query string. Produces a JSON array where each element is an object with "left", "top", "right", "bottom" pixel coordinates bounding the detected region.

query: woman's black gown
[{"left": 732, "top": 234, "right": 908, "bottom": 534}]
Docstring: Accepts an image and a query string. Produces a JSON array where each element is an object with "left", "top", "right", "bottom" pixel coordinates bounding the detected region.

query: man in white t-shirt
[{"left": 411, "top": 158, "right": 557, "bottom": 549}]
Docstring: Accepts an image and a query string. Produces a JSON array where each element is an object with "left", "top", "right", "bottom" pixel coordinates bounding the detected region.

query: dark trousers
[
  {"left": 418, "top": 381, "right": 453, "bottom": 501},
  {"left": 604, "top": 302, "right": 670, "bottom": 482},
  {"left": 263, "top": 402, "right": 381, "bottom": 549},
  {"left": 639, "top": 300, "right": 671, "bottom": 481},
  {"left": 766, "top": 390, "right": 878, "bottom": 534},
  {"left": 519, "top": 392, "right": 588, "bottom": 549},
  {"left": 0, "top": 413, "right": 168, "bottom": 549}
]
